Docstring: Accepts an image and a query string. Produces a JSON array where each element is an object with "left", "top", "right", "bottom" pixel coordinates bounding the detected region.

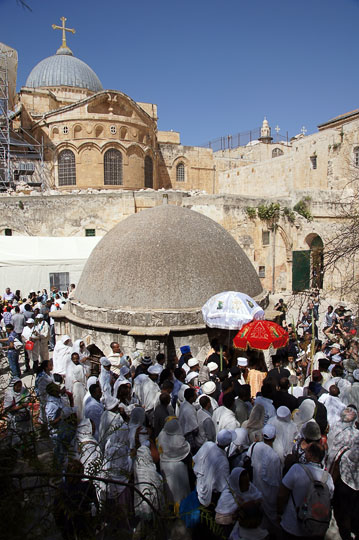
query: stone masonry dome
[
  {"left": 25, "top": 48, "right": 103, "bottom": 93},
  {"left": 70, "top": 206, "right": 264, "bottom": 330}
]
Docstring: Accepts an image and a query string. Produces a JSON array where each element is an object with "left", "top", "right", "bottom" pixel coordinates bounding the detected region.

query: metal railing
[{"left": 201, "top": 128, "right": 289, "bottom": 152}]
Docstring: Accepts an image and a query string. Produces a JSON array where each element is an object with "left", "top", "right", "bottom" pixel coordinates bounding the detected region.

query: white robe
[
  {"left": 319, "top": 393, "right": 346, "bottom": 428},
  {"left": 212, "top": 405, "right": 240, "bottom": 434},
  {"left": 140, "top": 377, "right": 160, "bottom": 412},
  {"left": 84, "top": 396, "right": 105, "bottom": 441},
  {"left": 52, "top": 336, "right": 72, "bottom": 376},
  {"left": 178, "top": 400, "right": 198, "bottom": 436},
  {"left": 193, "top": 441, "right": 230, "bottom": 506},
  {"left": 250, "top": 441, "right": 282, "bottom": 523}
]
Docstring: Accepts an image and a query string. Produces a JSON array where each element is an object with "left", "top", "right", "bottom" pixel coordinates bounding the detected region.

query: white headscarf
[
  {"left": 157, "top": 417, "right": 190, "bottom": 462},
  {"left": 293, "top": 399, "right": 316, "bottom": 430},
  {"left": 83, "top": 376, "right": 98, "bottom": 411},
  {"left": 71, "top": 338, "right": 90, "bottom": 360},
  {"left": 52, "top": 335, "right": 72, "bottom": 375},
  {"left": 215, "top": 467, "right": 262, "bottom": 514},
  {"left": 103, "top": 423, "right": 131, "bottom": 498}
]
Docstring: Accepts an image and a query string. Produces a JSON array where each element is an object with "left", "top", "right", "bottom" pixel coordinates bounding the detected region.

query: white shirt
[{"left": 84, "top": 397, "right": 105, "bottom": 440}]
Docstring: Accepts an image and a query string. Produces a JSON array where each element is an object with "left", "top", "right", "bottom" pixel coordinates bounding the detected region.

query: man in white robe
[
  {"left": 52, "top": 335, "right": 72, "bottom": 378},
  {"left": 139, "top": 364, "right": 161, "bottom": 421},
  {"left": 178, "top": 387, "right": 199, "bottom": 451},
  {"left": 35, "top": 313, "right": 50, "bottom": 362},
  {"left": 212, "top": 392, "right": 240, "bottom": 434},
  {"left": 84, "top": 383, "right": 105, "bottom": 441},
  {"left": 197, "top": 395, "right": 216, "bottom": 444},
  {"left": 193, "top": 430, "right": 232, "bottom": 506},
  {"left": 250, "top": 424, "right": 282, "bottom": 526},
  {"left": 21, "top": 318, "right": 40, "bottom": 371},
  {"left": 319, "top": 384, "right": 346, "bottom": 428},
  {"left": 99, "top": 395, "right": 124, "bottom": 450}
]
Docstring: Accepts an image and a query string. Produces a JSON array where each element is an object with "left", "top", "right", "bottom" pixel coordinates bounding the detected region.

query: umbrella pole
[
  {"left": 310, "top": 314, "right": 315, "bottom": 378},
  {"left": 220, "top": 344, "right": 223, "bottom": 371}
]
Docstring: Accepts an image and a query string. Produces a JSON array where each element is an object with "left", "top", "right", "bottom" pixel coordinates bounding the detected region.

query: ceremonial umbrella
[
  {"left": 233, "top": 319, "right": 289, "bottom": 351},
  {"left": 201, "top": 291, "right": 265, "bottom": 331}
]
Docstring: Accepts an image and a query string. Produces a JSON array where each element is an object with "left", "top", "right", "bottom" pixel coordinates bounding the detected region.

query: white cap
[
  {"left": 237, "top": 357, "right": 248, "bottom": 367},
  {"left": 186, "top": 372, "right": 197, "bottom": 384},
  {"left": 188, "top": 358, "right": 199, "bottom": 367},
  {"left": 263, "top": 424, "right": 276, "bottom": 440},
  {"left": 217, "top": 429, "right": 236, "bottom": 447},
  {"left": 105, "top": 395, "right": 119, "bottom": 410},
  {"left": 202, "top": 381, "right": 216, "bottom": 395},
  {"left": 148, "top": 364, "right": 162, "bottom": 375},
  {"left": 330, "top": 343, "right": 341, "bottom": 349},
  {"left": 207, "top": 362, "right": 218, "bottom": 372},
  {"left": 35, "top": 313, "right": 44, "bottom": 319},
  {"left": 100, "top": 357, "right": 111, "bottom": 367},
  {"left": 277, "top": 406, "right": 291, "bottom": 420},
  {"left": 26, "top": 318, "right": 35, "bottom": 324}
]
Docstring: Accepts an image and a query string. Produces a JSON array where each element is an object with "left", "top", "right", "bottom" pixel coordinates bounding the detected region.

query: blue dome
[{"left": 25, "top": 48, "right": 103, "bottom": 93}]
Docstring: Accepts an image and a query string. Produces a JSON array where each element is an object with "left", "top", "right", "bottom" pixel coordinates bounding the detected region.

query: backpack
[
  {"left": 242, "top": 442, "right": 257, "bottom": 481},
  {"left": 294, "top": 464, "right": 331, "bottom": 537}
]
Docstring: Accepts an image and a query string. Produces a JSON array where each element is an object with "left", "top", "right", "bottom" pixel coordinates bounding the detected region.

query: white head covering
[
  {"left": 100, "top": 356, "right": 111, "bottom": 367},
  {"left": 353, "top": 369, "right": 359, "bottom": 381},
  {"left": 105, "top": 394, "right": 119, "bottom": 410},
  {"left": 26, "top": 318, "right": 34, "bottom": 324},
  {"left": 185, "top": 372, "right": 197, "bottom": 384},
  {"left": 188, "top": 358, "right": 199, "bottom": 367},
  {"left": 293, "top": 399, "right": 316, "bottom": 427},
  {"left": 215, "top": 467, "right": 262, "bottom": 515},
  {"left": 148, "top": 364, "right": 162, "bottom": 375},
  {"left": 263, "top": 424, "right": 276, "bottom": 440},
  {"left": 202, "top": 381, "right": 216, "bottom": 395},
  {"left": 87, "top": 376, "right": 98, "bottom": 390},
  {"left": 277, "top": 406, "right": 291, "bottom": 421},
  {"left": 237, "top": 357, "right": 248, "bottom": 367},
  {"left": 207, "top": 362, "right": 218, "bottom": 372},
  {"left": 217, "top": 429, "right": 235, "bottom": 447},
  {"left": 157, "top": 417, "right": 190, "bottom": 462}
]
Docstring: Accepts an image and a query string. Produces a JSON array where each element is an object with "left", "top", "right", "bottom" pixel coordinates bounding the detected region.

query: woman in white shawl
[
  {"left": 72, "top": 364, "right": 87, "bottom": 421},
  {"left": 103, "top": 422, "right": 132, "bottom": 503},
  {"left": 327, "top": 406, "right": 358, "bottom": 469},
  {"left": 292, "top": 398, "right": 316, "bottom": 434},
  {"left": 99, "top": 357, "right": 113, "bottom": 399},
  {"left": 71, "top": 339, "right": 91, "bottom": 376},
  {"left": 134, "top": 445, "right": 164, "bottom": 520},
  {"left": 215, "top": 467, "right": 266, "bottom": 539},
  {"left": 52, "top": 335, "right": 72, "bottom": 377},
  {"left": 157, "top": 416, "right": 191, "bottom": 509},
  {"left": 83, "top": 376, "right": 98, "bottom": 412},
  {"left": 76, "top": 418, "right": 105, "bottom": 504},
  {"left": 241, "top": 404, "right": 265, "bottom": 443}
]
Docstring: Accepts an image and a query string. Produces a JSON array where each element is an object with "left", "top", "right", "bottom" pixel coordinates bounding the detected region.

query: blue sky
[{"left": 1, "top": 0, "right": 358, "bottom": 146}]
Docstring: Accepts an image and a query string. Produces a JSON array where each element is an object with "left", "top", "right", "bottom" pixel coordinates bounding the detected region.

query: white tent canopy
[{"left": 0, "top": 236, "right": 100, "bottom": 296}]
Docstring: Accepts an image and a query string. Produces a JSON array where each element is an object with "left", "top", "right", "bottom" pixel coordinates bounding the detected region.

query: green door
[{"left": 292, "top": 250, "right": 310, "bottom": 292}]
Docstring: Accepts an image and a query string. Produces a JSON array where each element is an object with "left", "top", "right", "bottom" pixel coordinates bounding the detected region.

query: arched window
[
  {"left": 144, "top": 156, "right": 153, "bottom": 188},
  {"left": 354, "top": 147, "right": 359, "bottom": 167},
  {"left": 272, "top": 148, "right": 284, "bottom": 158},
  {"left": 104, "top": 149, "right": 123, "bottom": 185},
  {"left": 176, "top": 162, "right": 185, "bottom": 182},
  {"left": 58, "top": 150, "right": 76, "bottom": 186}
]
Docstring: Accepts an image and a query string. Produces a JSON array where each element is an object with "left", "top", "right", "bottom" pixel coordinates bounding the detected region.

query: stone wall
[{"left": 0, "top": 189, "right": 344, "bottom": 294}]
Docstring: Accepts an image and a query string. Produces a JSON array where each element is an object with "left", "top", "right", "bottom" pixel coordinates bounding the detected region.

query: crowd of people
[{"left": 1, "top": 286, "right": 359, "bottom": 540}]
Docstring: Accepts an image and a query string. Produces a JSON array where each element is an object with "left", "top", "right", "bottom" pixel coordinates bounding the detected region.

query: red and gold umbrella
[{"left": 233, "top": 319, "right": 289, "bottom": 350}]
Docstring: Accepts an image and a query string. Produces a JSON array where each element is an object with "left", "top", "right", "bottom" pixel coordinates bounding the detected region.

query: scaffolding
[{"left": 0, "top": 44, "right": 51, "bottom": 192}]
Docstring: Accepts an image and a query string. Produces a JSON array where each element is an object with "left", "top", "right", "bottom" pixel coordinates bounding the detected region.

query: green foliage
[
  {"left": 293, "top": 196, "right": 312, "bottom": 221},
  {"left": 245, "top": 206, "right": 257, "bottom": 219},
  {"left": 257, "top": 202, "right": 280, "bottom": 221},
  {"left": 282, "top": 206, "right": 296, "bottom": 223}
]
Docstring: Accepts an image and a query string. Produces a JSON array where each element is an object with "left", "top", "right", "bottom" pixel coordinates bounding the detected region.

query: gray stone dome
[
  {"left": 74, "top": 205, "right": 263, "bottom": 314},
  {"left": 25, "top": 48, "right": 103, "bottom": 92}
]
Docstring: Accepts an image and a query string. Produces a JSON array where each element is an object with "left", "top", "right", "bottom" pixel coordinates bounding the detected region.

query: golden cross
[{"left": 52, "top": 17, "right": 75, "bottom": 49}]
